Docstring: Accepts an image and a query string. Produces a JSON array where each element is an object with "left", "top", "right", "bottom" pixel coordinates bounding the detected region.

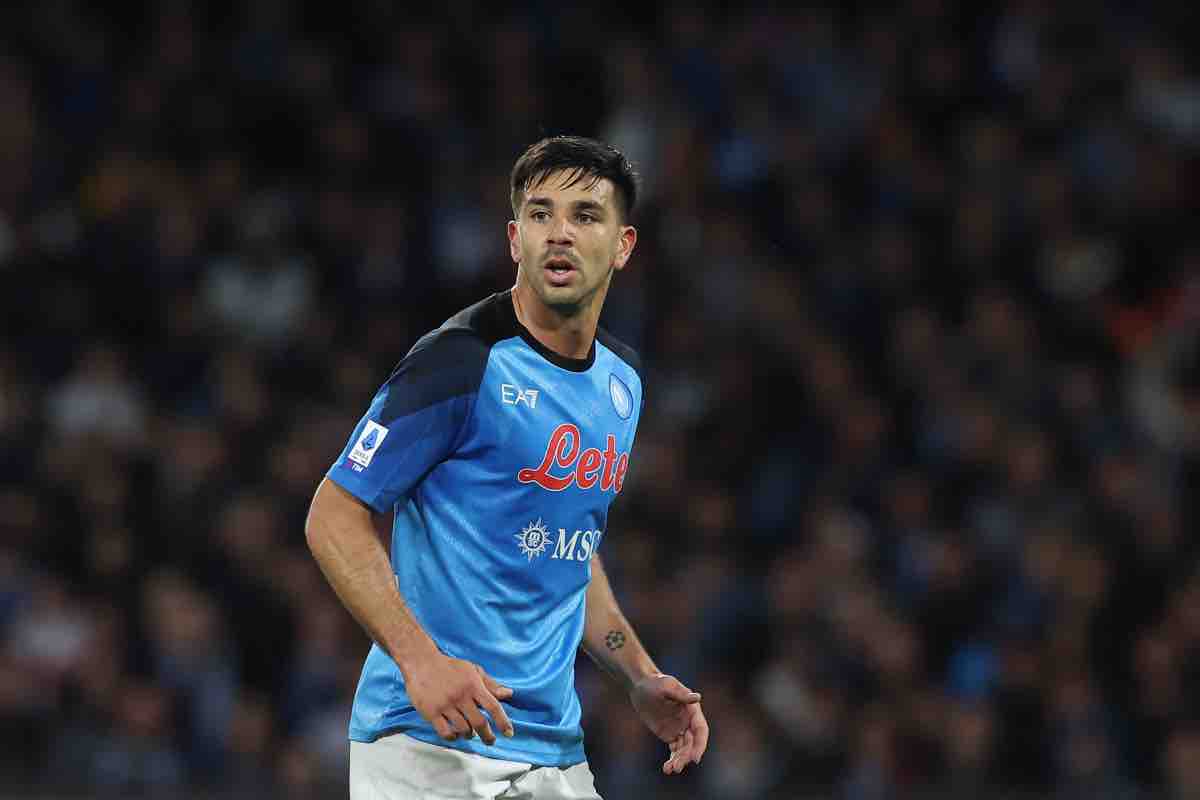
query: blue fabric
[{"left": 327, "top": 309, "right": 643, "bottom": 767}]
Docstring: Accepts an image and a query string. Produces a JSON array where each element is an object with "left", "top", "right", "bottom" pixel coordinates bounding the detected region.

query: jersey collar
[{"left": 501, "top": 290, "right": 596, "bottom": 373}]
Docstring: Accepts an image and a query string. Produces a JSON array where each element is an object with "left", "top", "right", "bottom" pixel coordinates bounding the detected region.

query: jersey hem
[{"left": 348, "top": 726, "right": 587, "bottom": 768}]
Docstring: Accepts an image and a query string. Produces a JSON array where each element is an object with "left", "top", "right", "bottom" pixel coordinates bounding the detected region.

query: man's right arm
[
  {"left": 305, "top": 477, "right": 514, "bottom": 743},
  {"left": 305, "top": 477, "right": 439, "bottom": 675}
]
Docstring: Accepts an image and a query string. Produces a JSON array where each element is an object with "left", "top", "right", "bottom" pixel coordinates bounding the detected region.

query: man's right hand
[{"left": 404, "top": 653, "right": 515, "bottom": 745}]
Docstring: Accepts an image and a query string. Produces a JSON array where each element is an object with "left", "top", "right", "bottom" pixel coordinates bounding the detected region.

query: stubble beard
[{"left": 529, "top": 261, "right": 614, "bottom": 318}]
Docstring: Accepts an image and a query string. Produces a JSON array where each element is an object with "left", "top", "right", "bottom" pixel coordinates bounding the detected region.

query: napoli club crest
[{"left": 609, "top": 374, "right": 633, "bottom": 420}]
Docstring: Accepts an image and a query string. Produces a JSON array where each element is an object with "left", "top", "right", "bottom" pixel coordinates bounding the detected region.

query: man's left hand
[{"left": 630, "top": 673, "right": 709, "bottom": 775}]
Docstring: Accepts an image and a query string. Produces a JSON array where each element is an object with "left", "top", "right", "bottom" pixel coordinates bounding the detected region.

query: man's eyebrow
[{"left": 526, "top": 197, "right": 607, "bottom": 213}]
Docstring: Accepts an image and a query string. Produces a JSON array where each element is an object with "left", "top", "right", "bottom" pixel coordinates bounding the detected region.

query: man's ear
[
  {"left": 507, "top": 220, "right": 521, "bottom": 264},
  {"left": 613, "top": 225, "right": 638, "bottom": 271}
]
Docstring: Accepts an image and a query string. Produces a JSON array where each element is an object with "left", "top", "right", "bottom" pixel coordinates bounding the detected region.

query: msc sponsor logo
[
  {"left": 550, "top": 528, "right": 602, "bottom": 562},
  {"left": 515, "top": 518, "right": 551, "bottom": 561},
  {"left": 515, "top": 519, "right": 603, "bottom": 563}
]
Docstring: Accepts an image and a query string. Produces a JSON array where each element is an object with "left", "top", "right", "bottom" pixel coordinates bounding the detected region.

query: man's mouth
[{"left": 544, "top": 258, "right": 576, "bottom": 285}]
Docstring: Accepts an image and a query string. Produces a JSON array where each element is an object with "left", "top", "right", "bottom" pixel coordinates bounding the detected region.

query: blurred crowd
[{"left": 2, "top": 1, "right": 1200, "bottom": 798}]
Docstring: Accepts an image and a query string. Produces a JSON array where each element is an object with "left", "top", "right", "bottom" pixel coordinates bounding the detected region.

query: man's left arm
[{"left": 581, "top": 555, "right": 709, "bottom": 774}]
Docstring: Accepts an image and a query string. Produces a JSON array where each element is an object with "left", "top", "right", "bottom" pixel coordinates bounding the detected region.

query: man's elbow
[
  {"left": 305, "top": 481, "right": 336, "bottom": 554},
  {"left": 304, "top": 503, "right": 325, "bottom": 556}
]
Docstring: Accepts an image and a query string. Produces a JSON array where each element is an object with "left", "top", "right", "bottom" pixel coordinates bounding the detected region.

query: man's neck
[{"left": 511, "top": 280, "right": 601, "bottom": 361}]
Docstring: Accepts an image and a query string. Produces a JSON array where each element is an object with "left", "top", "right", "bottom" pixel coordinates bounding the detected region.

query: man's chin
[{"left": 532, "top": 284, "right": 585, "bottom": 316}]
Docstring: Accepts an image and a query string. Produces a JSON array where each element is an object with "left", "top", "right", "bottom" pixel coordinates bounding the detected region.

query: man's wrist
[
  {"left": 390, "top": 634, "right": 441, "bottom": 679},
  {"left": 625, "top": 663, "right": 662, "bottom": 692}
]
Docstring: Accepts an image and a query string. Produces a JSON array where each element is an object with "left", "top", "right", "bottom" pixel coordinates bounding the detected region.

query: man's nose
[{"left": 548, "top": 216, "right": 575, "bottom": 243}]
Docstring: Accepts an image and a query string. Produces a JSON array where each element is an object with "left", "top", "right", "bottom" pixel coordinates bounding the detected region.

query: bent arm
[
  {"left": 583, "top": 558, "right": 709, "bottom": 774},
  {"left": 305, "top": 477, "right": 438, "bottom": 675},
  {"left": 581, "top": 555, "right": 659, "bottom": 691}
]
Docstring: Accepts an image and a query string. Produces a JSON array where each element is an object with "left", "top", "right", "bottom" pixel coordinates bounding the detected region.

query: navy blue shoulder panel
[
  {"left": 595, "top": 326, "right": 644, "bottom": 381},
  {"left": 378, "top": 292, "right": 519, "bottom": 424}
]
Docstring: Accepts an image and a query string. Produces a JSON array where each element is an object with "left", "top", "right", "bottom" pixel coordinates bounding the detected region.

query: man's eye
[
  {"left": 532, "top": 211, "right": 550, "bottom": 221},
  {"left": 578, "top": 215, "right": 595, "bottom": 224}
]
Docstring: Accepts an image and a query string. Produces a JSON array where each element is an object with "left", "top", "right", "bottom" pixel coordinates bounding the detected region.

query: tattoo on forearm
[{"left": 605, "top": 630, "right": 626, "bottom": 651}]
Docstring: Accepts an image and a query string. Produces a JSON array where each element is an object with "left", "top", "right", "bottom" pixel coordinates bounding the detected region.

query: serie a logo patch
[{"left": 348, "top": 420, "right": 389, "bottom": 469}]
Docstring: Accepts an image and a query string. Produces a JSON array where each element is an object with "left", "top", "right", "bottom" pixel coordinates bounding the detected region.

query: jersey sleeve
[{"left": 326, "top": 330, "right": 490, "bottom": 512}]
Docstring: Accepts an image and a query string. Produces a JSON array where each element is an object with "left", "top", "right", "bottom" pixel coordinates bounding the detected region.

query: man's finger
[
  {"left": 662, "top": 730, "right": 687, "bottom": 775},
  {"left": 663, "top": 678, "right": 702, "bottom": 704},
  {"left": 477, "top": 666, "right": 515, "bottom": 700},
  {"left": 682, "top": 728, "right": 695, "bottom": 761},
  {"left": 446, "top": 709, "right": 473, "bottom": 738},
  {"left": 477, "top": 689, "right": 515, "bottom": 738},
  {"left": 461, "top": 704, "right": 495, "bottom": 745},
  {"left": 664, "top": 742, "right": 681, "bottom": 773},
  {"left": 433, "top": 717, "right": 456, "bottom": 741},
  {"left": 691, "top": 707, "right": 710, "bottom": 764}
]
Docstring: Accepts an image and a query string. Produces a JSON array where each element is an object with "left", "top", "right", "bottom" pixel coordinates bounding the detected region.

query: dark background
[{"left": 2, "top": 1, "right": 1200, "bottom": 798}]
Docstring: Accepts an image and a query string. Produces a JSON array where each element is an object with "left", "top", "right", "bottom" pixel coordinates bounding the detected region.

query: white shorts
[{"left": 349, "top": 734, "right": 604, "bottom": 800}]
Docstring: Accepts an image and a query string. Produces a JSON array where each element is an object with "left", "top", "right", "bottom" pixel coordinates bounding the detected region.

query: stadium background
[{"left": 2, "top": 1, "right": 1200, "bottom": 798}]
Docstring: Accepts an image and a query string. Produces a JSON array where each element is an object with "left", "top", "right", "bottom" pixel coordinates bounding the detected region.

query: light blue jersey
[{"left": 326, "top": 291, "right": 644, "bottom": 767}]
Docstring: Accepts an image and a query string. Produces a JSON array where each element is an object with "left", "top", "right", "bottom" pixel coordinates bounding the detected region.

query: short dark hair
[{"left": 510, "top": 136, "right": 639, "bottom": 222}]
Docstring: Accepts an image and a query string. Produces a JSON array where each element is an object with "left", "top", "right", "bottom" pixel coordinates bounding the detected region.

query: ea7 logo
[{"left": 501, "top": 384, "right": 539, "bottom": 408}]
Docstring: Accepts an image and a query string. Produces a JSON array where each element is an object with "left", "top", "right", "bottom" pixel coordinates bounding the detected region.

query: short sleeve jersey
[{"left": 326, "top": 290, "right": 644, "bottom": 767}]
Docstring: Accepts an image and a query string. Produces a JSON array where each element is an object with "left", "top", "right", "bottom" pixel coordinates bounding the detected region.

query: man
[{"left": 306, "top": 136, "right": 709, "bottom": 799}]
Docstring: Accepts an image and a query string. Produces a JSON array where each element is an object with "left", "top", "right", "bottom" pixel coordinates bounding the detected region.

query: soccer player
[{"left": 305, "top": 136, "right": 709, "bottom": 799}]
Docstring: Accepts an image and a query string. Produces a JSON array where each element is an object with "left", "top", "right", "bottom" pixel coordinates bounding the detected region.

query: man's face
[{"left": 508, "top": 170, "right": 636, "bottom": 316}]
